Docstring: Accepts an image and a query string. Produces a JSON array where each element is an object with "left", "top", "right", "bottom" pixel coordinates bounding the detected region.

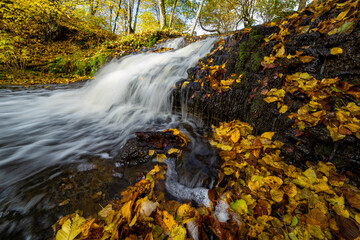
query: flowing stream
[{"left": 0, "top": 37, "right": 218, "bottom": 239}]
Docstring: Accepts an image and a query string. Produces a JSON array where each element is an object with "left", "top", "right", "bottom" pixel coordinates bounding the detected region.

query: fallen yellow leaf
[
  {"left": 149, "top": 150, "right": 155, "bottom": 156},
  {"left": 330, "top": 47, "right": 343, "bottom": 55},
  {"left": 56, "top": 214, "right": 85, "bottom": 240},
  {"left": 270, "top": 189, "right": 284, "bottom": 202},
  {"left": 299, "top": 56, "right": 315, "bottom": 63},
  {"left": 231, "top": 128, "right": 241, "bottom": 143},
  {"left": 279, "top": 105, "right": 289, "bottom": 114},
  {"left": 261, "top": 132, "right": 275, "bottom": 140},
  {"left": 263, "top": 176, "right": 283, "bottom": 189},
  {"left": 167, "top": 148, "right": 179, "bottom": 154}
]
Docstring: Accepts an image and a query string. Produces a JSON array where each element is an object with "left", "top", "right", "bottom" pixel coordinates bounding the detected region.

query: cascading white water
[
  {"left": 157, "top": 37, "right": 186, "bottom": 49},
  {"left": 0, "top": 37, "right": 217, "bottom": 212},
  {"left": 164, "top": 158, "right": 211, "bottom": 207}
]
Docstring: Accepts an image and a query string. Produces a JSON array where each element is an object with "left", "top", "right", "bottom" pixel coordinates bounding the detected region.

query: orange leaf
[{"left": 299, "top": 56, "right": 315, "bottom": 63}]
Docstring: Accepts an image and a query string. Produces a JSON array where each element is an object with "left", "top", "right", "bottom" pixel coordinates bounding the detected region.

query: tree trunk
[
  {"left": 199, "top": 16, "right": 220, "bottom": 35},
  {"left": 89, "top": 0, "right": 99, "bottom": 15},
  {"left": 113, "top": 0, "right": 122, "bottom": 33},
  {"left": 127, "top": 0, "right": 134, "bottom": 34},
  {"left": 132, "top": 0, "right": 141, "bottom": 32},
  {"left": 297, "top": 0, "right": 307, "bottom": 11},
  {"left": 168, "top": 0, "right": 178, "bottom": 29},
  {"left": 109, "top": 5, "right": 113, "bottom": 31},
  {"left": 190, "top": 0, "right": 205, "bottom": 36},
  {"left": 157, "top": 0, "right": 167, "bottom": 29}
]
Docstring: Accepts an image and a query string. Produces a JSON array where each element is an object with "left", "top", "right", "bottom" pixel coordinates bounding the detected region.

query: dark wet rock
[
  {"left": 173, "top": 16, "right": 360, "bottom": 184},
  {"left": 116, "top": 131, "right": 184, "bottom": 167},
  {"left": 115, "top": 126, "right": 221, "bottom": 192}
]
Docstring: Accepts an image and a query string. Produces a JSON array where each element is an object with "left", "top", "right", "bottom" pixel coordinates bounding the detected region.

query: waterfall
[
  {"left": 0, "top": 37, "right": 217, "bottom": 212},
  {"left": 157, "top": 37, "right": 186, "bottom": 49}
]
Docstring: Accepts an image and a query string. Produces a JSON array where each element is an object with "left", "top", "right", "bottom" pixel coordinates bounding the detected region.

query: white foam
[
  {"left": 158, "top": 37, "right": 186, "bottom": 50},
  {"left": 163, "top": 158, "right": 210, "bottom": 207},
  {"left": 213, "top": 195, "right": 230, "bottom": 223}
]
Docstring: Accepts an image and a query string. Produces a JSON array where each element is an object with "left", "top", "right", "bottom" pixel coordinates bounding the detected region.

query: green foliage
[
  {"left": 45, "top": 30, "right": 181, "bottom": 78},
  {"left": 115, "top": 30, "right": 182, "bottom": 50},
  {"left": 48, "top": 52, "right": 108, "bottom": 77}
]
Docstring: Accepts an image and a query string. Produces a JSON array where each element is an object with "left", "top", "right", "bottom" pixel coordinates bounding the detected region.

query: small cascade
[
  {"left": 0, "top": 37, "right": 217, "bottom": 194},
  {"left": 0, "top": 37, "right": 218, "bottom": 239},
  {"left": 157, "top": 37, "right": 186, "bottom": 50},
  {"left": 164, "top": 158, "right": 211, "bottom": 207}
]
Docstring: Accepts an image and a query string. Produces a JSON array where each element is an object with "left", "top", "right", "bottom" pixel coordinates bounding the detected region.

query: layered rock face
[{"left": 174, "top": 1, "right": 360, "bottom": 183}]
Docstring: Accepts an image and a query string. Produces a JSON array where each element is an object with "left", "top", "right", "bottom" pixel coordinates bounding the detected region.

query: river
[{"left": 0, "top": 37, "right": 219, "bottom": 239}]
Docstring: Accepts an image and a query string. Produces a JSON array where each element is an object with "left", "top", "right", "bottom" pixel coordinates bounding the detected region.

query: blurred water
[{"left": 0, "top": 37, "right": 217, "bottom": 239}]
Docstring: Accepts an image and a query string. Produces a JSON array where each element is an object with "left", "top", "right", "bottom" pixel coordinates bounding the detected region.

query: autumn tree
[
  {"left": 256, "top": 0, "right": 297, "bottom": 22},
  {"left": 199, "top": 0, "right": 255, "bottom": 34}
]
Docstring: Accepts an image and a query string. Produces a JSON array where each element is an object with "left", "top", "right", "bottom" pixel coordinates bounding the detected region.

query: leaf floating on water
[
  {"left": 158, "top": 210, "right": 177, "bottom": 234},
  {"left": 181, "top": 81, "right": 189, "bottom": 88}
]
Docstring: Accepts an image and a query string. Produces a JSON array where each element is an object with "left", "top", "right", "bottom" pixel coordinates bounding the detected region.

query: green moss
[
  {"left": 250, "top": 52, "right": 262, "bottom": 72},
  {"left": 235, "top": 30, "right": 264, "bottom": 74},
  {"left": 75, "top": 60, "right": 86, "bottom": 75}
]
